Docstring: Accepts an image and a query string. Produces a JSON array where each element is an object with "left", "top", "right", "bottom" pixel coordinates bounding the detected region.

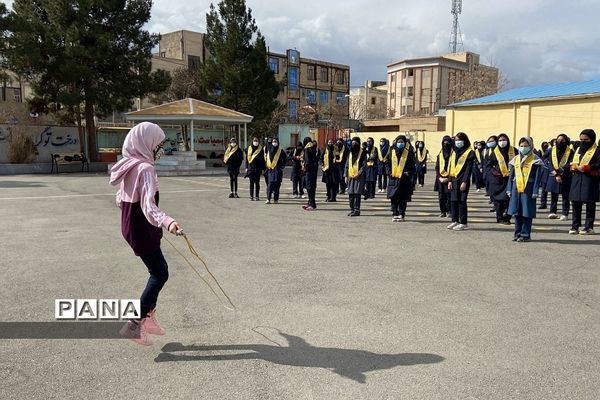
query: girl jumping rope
[{"left": 110, "top": 122, "right": 181, "bottom": 346}]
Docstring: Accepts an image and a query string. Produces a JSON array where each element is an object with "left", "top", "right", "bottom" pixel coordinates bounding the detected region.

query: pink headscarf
[{"left": 110, "top": 122, "right": 165, "bottom": 186}]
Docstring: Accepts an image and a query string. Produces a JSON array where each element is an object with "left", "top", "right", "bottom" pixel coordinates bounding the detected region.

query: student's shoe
[
  {"left": 447, "top": 222, "right": 459, "bottom": 230},
  {"left": 419, "top": 184, "right": 424, "bottom": 188},
  {"left": 559, "top": 215, "right": 568, "bottom": 221},
  {"left": 489, "top": 208, "right": 496, "bottom": 212},
  {"left": 348, "top": 211, "right": 354, "bottom": 216},
  {"left": 256, "top": 197, "right": 260, "bottom": 202},
  {"left": 398, "top": 216, "right": 405, "bottom": 222},
  {"left": 499, "top": 220, "right": 511, "bottom": 226},
  {"left": 439, "top": 212, "right": 447, "bottom": 218},
  {"left": 304, "top": 206, "right": 315, "bottom": 211},
  {"left": 579, "top": 229, "right": 595, "bottom": 235},
  {"left": 228, "top": 193, "right": 234, "bottom": 198},
  {"left": 234, "top": 193, "right": 239, "bottom": 198},
  {"left": 512, "top": 236, "right": 519, "bottom": 242},
  {"left": 452, "top": 224, "right": 469, "bottom": 231},
  {"left": 265, "top": 200, "right": 271, "bottom": 204},
  {"left": 516, "top": 237, "right": 530, "bottom": 242},
  {"left": 350, "top": 211, "right": 360, "bottom": 217},
  {"left": 392, "top": 216, "right": 399, "bottom": 222},
  {"left": 301, "top": 195, "right": 307, "bottom": 199},
  {"left": 548, "top": 213, "right": 559, "bottom": 219},
  {"left": 250, "top": 197, "right": 255, "bottom": 201},
  {"left": 539, "top": 206, "right": 547, "bottom": 210},
  {"left": 274, "top": 200, "right": 279, "bottom": 204},
  {"left": 568, "top": 229, "right": 579, "bottom": 235},
  {"left": 476, "top": 189, "right": 481, "bottom": 193},
  {"left": 145, "top": 309, "right": 166, "bottom": 336},
  {"left": 119, "top": 320, "right": 152, "bottom": 346}
]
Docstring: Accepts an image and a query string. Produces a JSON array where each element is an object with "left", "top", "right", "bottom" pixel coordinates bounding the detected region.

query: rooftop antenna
[{"left": 449, "top": 0, "right": 464, "bottom": 54}]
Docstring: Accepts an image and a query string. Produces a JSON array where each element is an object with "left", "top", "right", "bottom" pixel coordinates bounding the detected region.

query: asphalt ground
[{"left": 0, "top": 172, "right": 598, "bottom": 399}]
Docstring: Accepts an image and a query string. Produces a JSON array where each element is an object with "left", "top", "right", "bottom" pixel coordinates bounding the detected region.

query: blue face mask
[
  {"left": 487, "top": 142, "right": 497, "bottom": 149},
  {"left": 455, "top": 140, "right": 465, "bottom": 149},
  {"left": 519, "top": 146, "right": 531, "bottom": 155},
  {"left": 396, "top": 143, "right": 405, "bottom": 150}
]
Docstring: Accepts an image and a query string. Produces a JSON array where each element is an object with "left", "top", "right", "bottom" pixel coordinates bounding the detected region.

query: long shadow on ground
[{"left": 154, "top": 331, "right": 444, "bottom": 383}]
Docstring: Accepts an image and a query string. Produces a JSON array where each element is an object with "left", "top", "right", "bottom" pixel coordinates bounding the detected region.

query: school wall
[
  {"left": 447, "top": 96, "right": 600, "bottom": 147},
  {"left": 277, "top": 124, "right": 311, "bottom": 150},
  {"left": 0, "top": 124, "right": 80, "bottom": 163}
]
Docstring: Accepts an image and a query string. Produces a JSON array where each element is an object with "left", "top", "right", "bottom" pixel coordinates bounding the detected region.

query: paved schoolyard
[{"left": 0, "top": 172, "right": 598, "bottom": 399}]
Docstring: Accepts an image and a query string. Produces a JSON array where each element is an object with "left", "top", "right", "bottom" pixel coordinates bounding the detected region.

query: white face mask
[
  {"left": 498, "top": 140, "right": 508, "bottom": 148},
  {"left": 230, "top": 142, "right": 237, "bottom": 147},
  {"left": 253, "top": 141, "right": 259, "bottom": 146},
  {"left": 272, "top": 142, "right": 279, "bottom": 147},
  {"left": 454, "top": 140, "right": 465, "bottom": 149}
]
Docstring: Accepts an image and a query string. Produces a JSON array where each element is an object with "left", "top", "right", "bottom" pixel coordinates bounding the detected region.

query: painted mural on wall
[{"left": 0, "top": 125, "right": 80, "bottom": 163}]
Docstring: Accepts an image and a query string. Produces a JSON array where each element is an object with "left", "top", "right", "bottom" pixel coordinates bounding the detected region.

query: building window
[
  {"left": 268, "top": 57, "right": 279, "bottom": 74},
  {"left": 319, "top": 91, "right": 329, "bottom": 104},
  {"left": 390, "top": 92, "right": 395, "bottom": 100},
  {"left": 288, "top": 99, "right": 298, "bottom": 119},
  {"left": 288, "top": 67, "right": 299, "bottom": 90},
  {"left": 402, "top": 105, "right": 413, "bottom": 114},
  {"left": 287, "top": 49, "right": 299, "bottom": 65},
  {"left": 187, "top": 55, "right": 202, "bottom": 71},
  {"left": 160, "top": 52, "right": 166, "bottom": 58},
  {"left": 421, "top": 107, "right": 430, "bottom": 115},
  {"left": 307, "top": 90, "right": 316, "bottom": 104},
  {"left": 408, "top": 69, "right": 414, "bottom": 77},
  {"left": 371, "top": 97, "right": 376, "bottom": 105},
  {"left": 336, "top": 92, "right": 346, "bottom": 104},
  {"left": 402, "top": 70, "right": 407, "bottom": 78},
  {"left": 391, "top": 74, "right": 395, "bottom": 84},
  {"left": 421, "top": 88, "right": 431, "bottom": 97},
  {"left": 320, "top": 67, "right": 329, "bottom": 82},
  {"left": 422, "top": 69, "right": 431, "bottom": 80},
  {"left": 13, "top": 88, "right": 21, "bottom": 103},
  {"left": 407, "top": 87, "right": 413, "bottom": 97},
  {"left": 307, "top": 65, "right": 316, "bottom": 81},
  {"left": 336, "top": 70, "right": 345, "bottom": 85}
]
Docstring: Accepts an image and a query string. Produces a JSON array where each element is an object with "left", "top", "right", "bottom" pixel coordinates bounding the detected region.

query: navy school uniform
[
  {"left": 266, "top": 147, "right": 287, "bottom": 201},
  {"left": 386, "top": 147, "right": 416, "bottom": 217},
  {"left": 472, "top": 148, "right": 485, "bottom": 189},
  {"left": 487, "top": 146, "right": 517, "bottom": 222},
  {"left": 569, "top": 145, "right": 600, "bottom": 231},
  {"left": 364, "top": 146, "right": 378, "bottom": 198},
  {"left": 506, "top": 155, "right": 543, "bottom": 239},
  {"left": 434, "top": 150, "right": 452, "bottom": 214},
  {"left": 544, "top": 146, "right": 574, "bottom": 217},
  {"left": 448, "top": 149, "right": 475, "bottom": 225},
  {"left": 335, "top": 143, "right": 349, "bottom": 194},
  {"left": 321, "top": 145, "right": 340, "bottom": 201},
  {"left": 224, "top": 146, "right": 243, "bottom": 194},
  {"left": 536, "top": 148, "right": 551, "bottom": 208},
  {"left": 246, "top": 145, "right": 265, "bottom": 199},
  {"left": 303, "top": 143, "right": 319, "bottom": 208},
  {"left": 345, "top": 149, "right": 367, "bottom": 213},
  {"left": 377, "top": 144, "right": 390, "bottom": 190},
  {"left": 290, "top": 148, "right": 304, "bottom": 196}
]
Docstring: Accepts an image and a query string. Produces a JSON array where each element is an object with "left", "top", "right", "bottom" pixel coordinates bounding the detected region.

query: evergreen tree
[
  {"left": 3, "top": 0, "right": 170, "bottom": 160},
  {"left": 202, "top": 0, "right": 281, "bottom": 135}
]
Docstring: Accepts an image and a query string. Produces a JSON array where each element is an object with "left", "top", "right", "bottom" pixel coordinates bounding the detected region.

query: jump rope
[{"left": 163, "top": 230, "right": 236, "bottom": 311}]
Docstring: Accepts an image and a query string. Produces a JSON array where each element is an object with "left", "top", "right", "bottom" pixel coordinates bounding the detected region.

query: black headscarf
[
  {"left": 393, "top": 135, "right": 407, "bottom": 156},
  {"left": 251, "top": 136, "right": 260, "bottom": 150},
  {"left": 497, "top": 133, "right": 512, "bottom": 161},
  {"left": 579, "top": 129, "right": 597, "bottom": 152},
  {"left": 441, "top": 135, "right": 453, "bottom": 158},
  {"left": 268, "top": 138, "right": 279, "bottom": 158},
  {"left": 453, "top": 132, "right": 471, "bottom": 155},
  {"left": 555, "top": 134, "right": 570, "bottom": 154},
  {"left": 351, "top": 136, "right": 361, "bottom": 156},
  {"left": 294, "top": 142, "right": 303, "bottom": 157}
]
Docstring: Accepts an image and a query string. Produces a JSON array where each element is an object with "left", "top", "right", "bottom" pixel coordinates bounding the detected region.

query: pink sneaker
[
  {"left": 145, "top": 309, "right": 166, "bottom": 335},
  {"left": 119, "top": 319, "right": 152, "bottom": 346}
]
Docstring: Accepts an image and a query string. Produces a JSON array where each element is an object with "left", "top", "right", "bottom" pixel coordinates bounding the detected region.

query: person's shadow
[{"left": 154, "top": 330, "right": 444, "bottom": 383}]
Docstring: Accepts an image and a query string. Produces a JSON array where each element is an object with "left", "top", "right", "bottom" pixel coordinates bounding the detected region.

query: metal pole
[
  {"left": 190, "top": 119, "right": 195, "bottom": 152},
  {"left": 244, "top": 123, "right": 247, "bottom": 149}
]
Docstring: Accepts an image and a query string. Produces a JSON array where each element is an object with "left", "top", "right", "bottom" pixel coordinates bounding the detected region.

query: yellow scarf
[
  {"left": 514, "top": 153, "right": 535, "bottom": 193},
  {"left": 438, "top": 151, "right": 449, "bottom": 177},
  {"left": 348, "top": 149, "right": 363, "bottom": 179},
  {"left": 449, "top": 149, "right": 473, "bottom": 178},
  {"left": 390, "top": 148, "right": 409, "bottom": 178},
  {"left": 247, "top": 145, "right": 263, "bottom": 164},
  {"left": 378, "top": 146, "right": 389, "bottom": 162},
  {"left": 417, "top": 148, "right": 428, "bottom": 163},
  {"left": 224, "top": 145, "right": 237, "bottom": 163},
  {"left": 494, "top": 146, "right": 514, "bottom": 177},
  {"left": 335, "top": 145, "right": 345, "bottom": 163},
  {"left": 572, "top": 144, "right": 598, "bottom": 168},
  {"left": 475, "top": 149, "right": 482, "bottom": 164},
  {"left": 366, "top": 147, "right": 376, "bottom": 167},
  {"left": 551, "top": 146, "right": 572, "bottom": 170},
  {"left": 266, "top": 147, "right": 282, "bottom": 170},
  {"left": 322, "top": 147, "right": 331, "bottom": 172}
]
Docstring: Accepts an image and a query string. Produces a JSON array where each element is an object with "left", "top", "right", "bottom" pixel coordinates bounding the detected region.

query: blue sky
[{"left": 5, "top": 0, "right": 600, "bottom": 90}]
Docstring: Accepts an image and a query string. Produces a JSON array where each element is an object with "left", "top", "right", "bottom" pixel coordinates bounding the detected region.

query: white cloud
[{"left": 5, "top": 0, "right": 600, "bottom": 89}]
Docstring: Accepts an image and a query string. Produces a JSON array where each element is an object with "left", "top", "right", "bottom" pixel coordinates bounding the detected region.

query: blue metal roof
[{"left": 450, "top": 79, "right": 600, "bottom": 107}]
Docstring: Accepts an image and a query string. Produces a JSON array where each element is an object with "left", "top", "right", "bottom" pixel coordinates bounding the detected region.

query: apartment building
[
  {"left": 267, "top": 49, "right": 350, "bottom": 123},
  {"left": 349, "top": 80, "right": 388, "bottom": 121},
  {"left": 387, "top": 52, "right": 498, "bottom": 117}
]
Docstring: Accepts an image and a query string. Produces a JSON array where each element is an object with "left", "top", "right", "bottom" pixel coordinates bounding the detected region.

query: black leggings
[
  {"left": 417, "top": 171, "right": 425, "bottom": 186},
  {"left": 451, "top": 200, "right": 468, "bottom": 224},
  {"left": 229, "top": 173, "right": 238, "bottom": 193},
  {"left": 249, "top": 175, "right": 260, "bottom": 198},
  {"left": 349, "top": 194, "right": 362, "bottom": 211},
  {"left": 438, "top": 190, "right": 450, "bottom": 213},
  {"left": 550, "top": 192, "right": 570, "bottom": 216},
  {"left": 391, "top": 197, "right": 407, "bottom": 217},
  {"left": 139, "top": 249, "right": 169, "bottom": 318},
  {"left": 292, "top": 177, "right": 304, "bottom": 195},
  {"left": 572, "top": 201, "right": 596, "bottom": 231}
]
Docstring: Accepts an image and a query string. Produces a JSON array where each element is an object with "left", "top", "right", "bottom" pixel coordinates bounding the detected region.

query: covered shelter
[{"left": 125, "top": 98, "right": 254, "bottom": 151}]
